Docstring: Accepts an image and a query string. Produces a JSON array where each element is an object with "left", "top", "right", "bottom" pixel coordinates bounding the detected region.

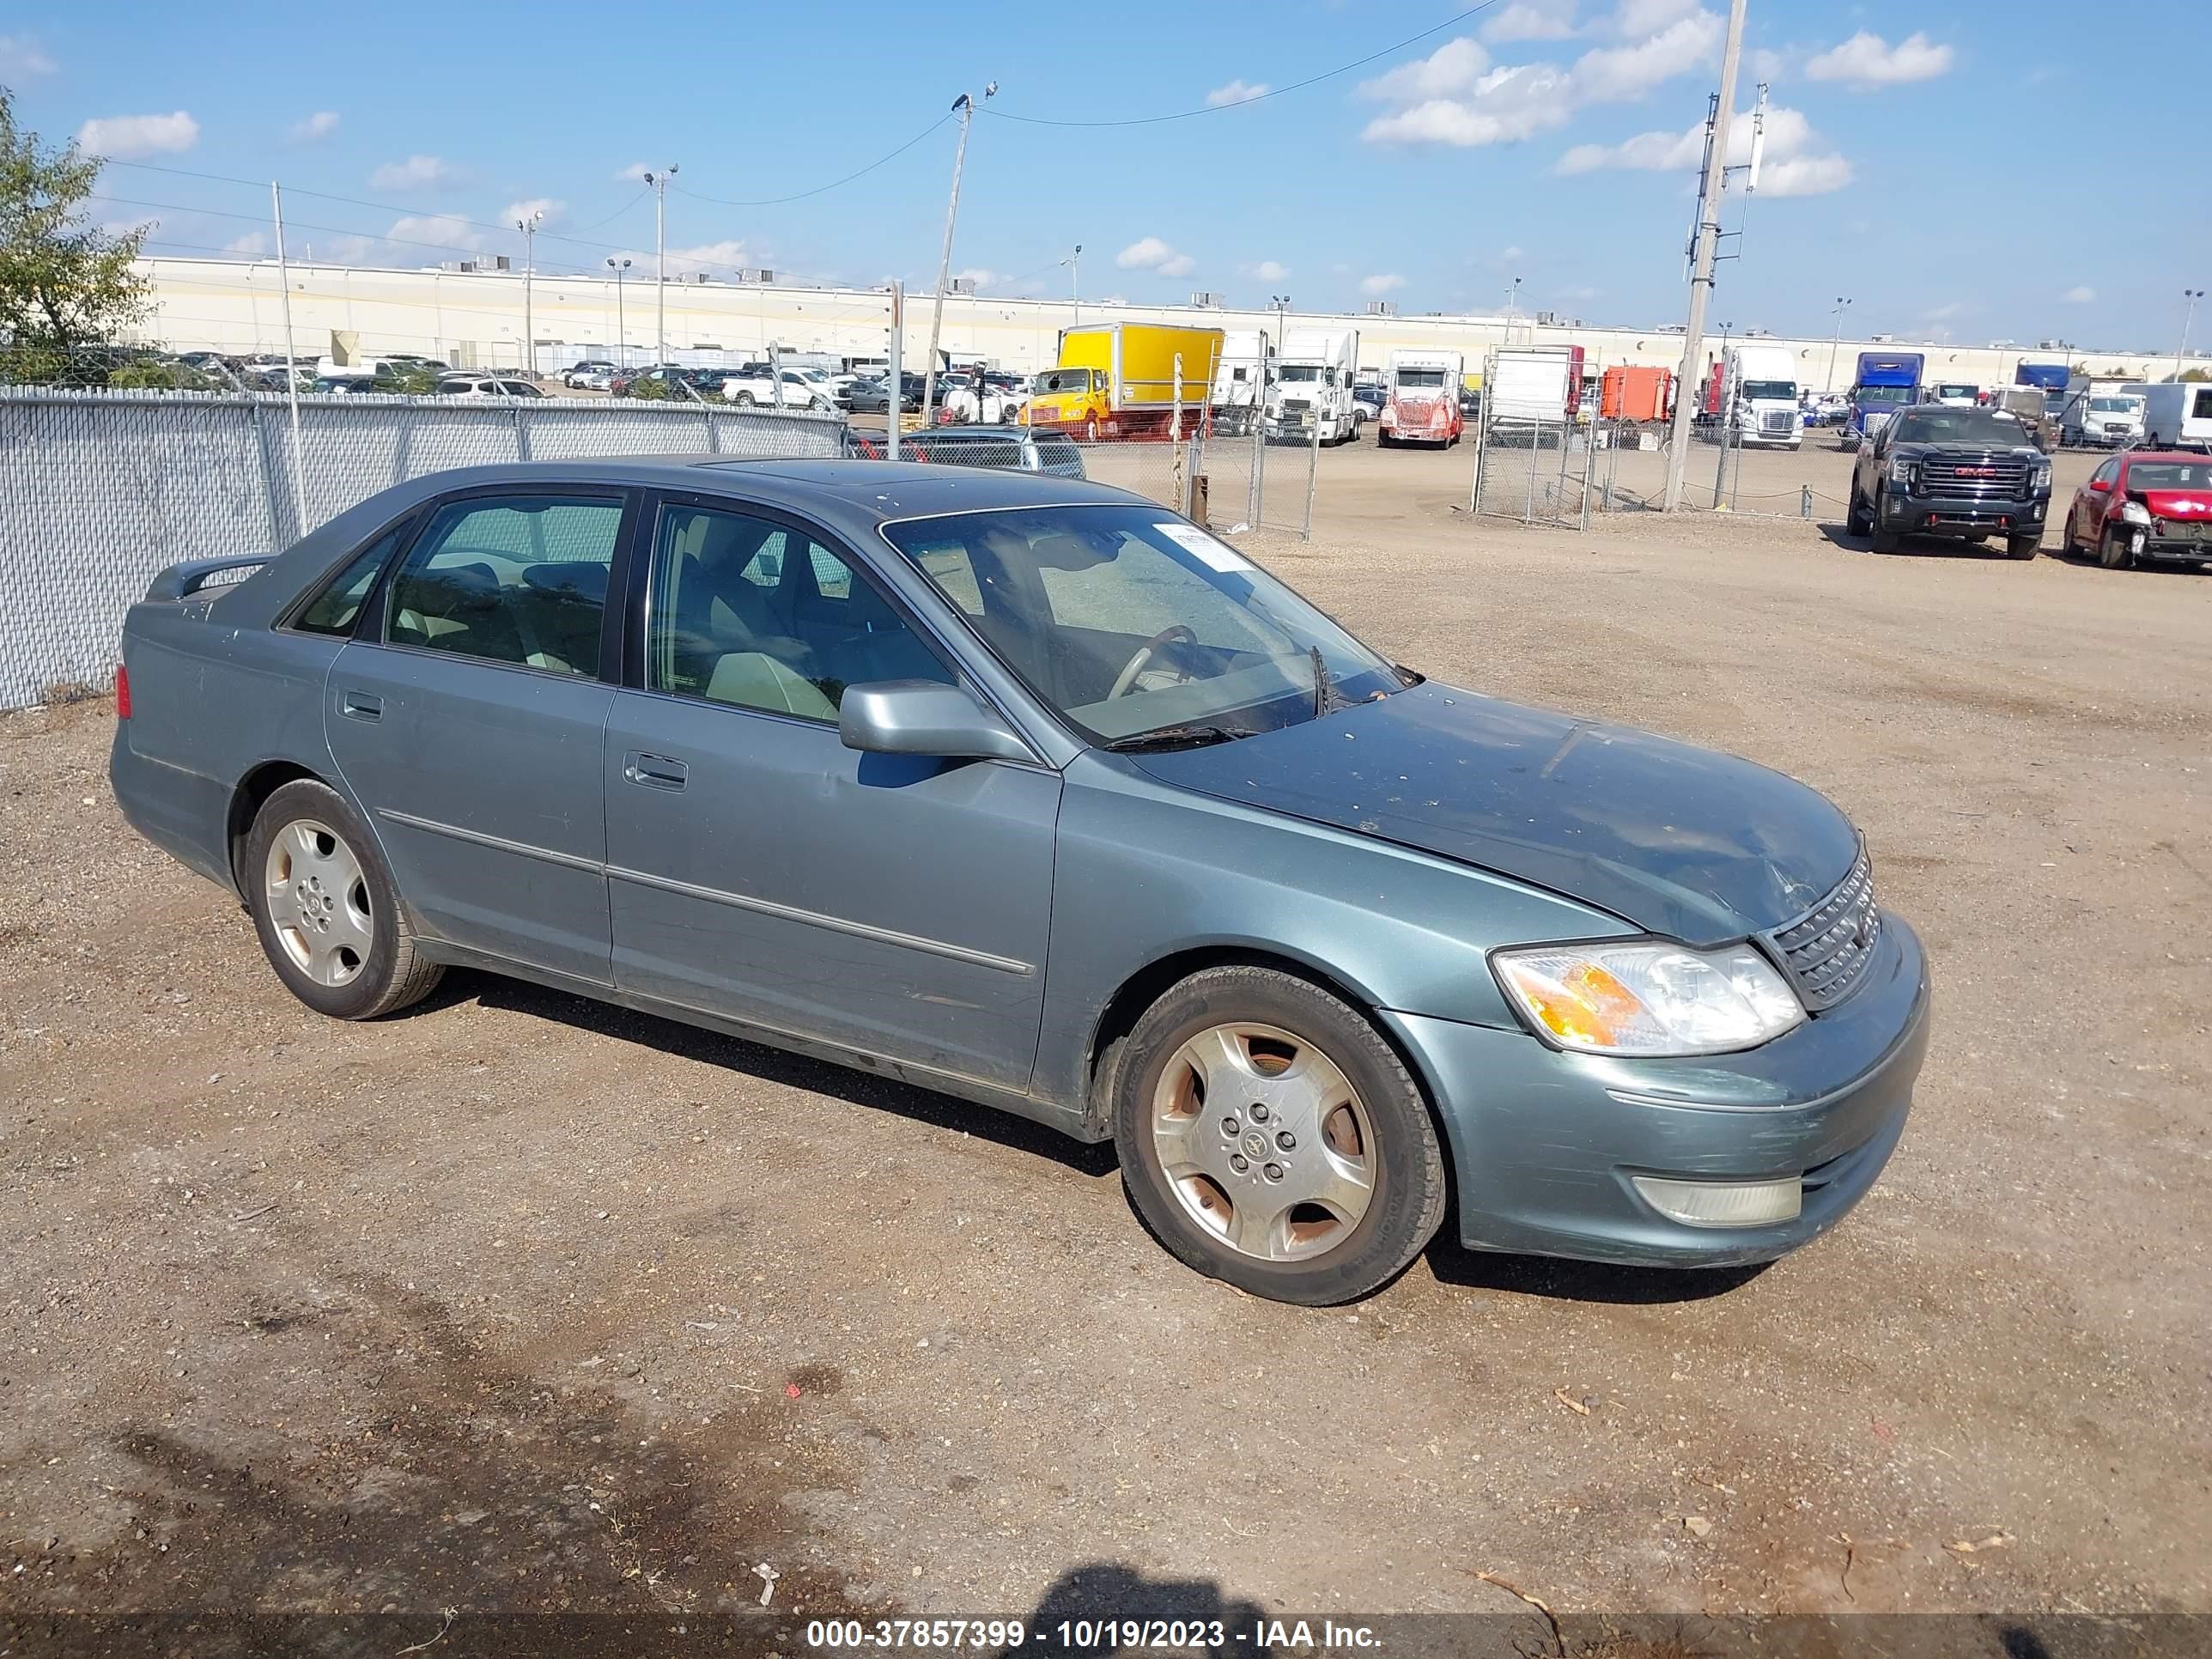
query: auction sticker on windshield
[{"left": 1153, "top": 521, "right": 1250, "bottom": 574}]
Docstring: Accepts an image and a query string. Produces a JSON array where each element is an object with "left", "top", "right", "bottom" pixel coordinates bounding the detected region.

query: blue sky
[{"left": 6, "top": 1, "right": 2207, "bottom": 350}]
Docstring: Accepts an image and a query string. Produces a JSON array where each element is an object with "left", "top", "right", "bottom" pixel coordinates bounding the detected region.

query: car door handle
[
  {"left": 339, "top": 690, "right": 382, "bottom": 721},
  {"left": 623, "top": 751, "right": 689, "bottom": 791}
]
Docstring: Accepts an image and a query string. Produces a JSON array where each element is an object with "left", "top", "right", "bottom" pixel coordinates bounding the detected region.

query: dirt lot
[{"left": 3, "top": 437, "right": 2209, "bottom": 1648}]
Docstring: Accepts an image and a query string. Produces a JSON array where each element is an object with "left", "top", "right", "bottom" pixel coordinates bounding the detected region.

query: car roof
[{"left": 2119, "top": 451, "right": 2208, "bottom": 465}]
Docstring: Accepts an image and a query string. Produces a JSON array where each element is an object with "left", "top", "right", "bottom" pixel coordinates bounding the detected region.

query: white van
[{"left": 2139, "top": 382, "right": 2212, "bottom": 450}]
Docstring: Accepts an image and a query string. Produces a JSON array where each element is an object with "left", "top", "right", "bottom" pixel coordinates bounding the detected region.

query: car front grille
[
  {"left": 1760, "top": 410, "right": 1794, "bottom": 434},
  {"left": 1921, "top": 452, "right": 2027, "bottom": 495},
  {"left": 1766, "top": 849, "right": 1881, "bottom": 1012}
]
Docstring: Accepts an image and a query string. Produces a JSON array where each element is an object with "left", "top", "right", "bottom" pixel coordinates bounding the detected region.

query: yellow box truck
[{"left": 1026, "top": 323, "right": 1223, "bottom": 441}]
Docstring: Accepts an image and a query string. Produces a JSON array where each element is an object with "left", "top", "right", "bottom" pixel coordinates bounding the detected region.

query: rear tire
[
  {"left": 1112, "top": 965, "right": 1448, "bottom": 1306},
  {"left": 243, "top": 780, "right": 442, "bottom": 1021}
]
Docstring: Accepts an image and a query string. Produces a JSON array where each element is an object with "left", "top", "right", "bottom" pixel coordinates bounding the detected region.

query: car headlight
[
  {"left": 2030, "top": 463, "right": 2051, "bottom": 491},
  {"left": 1492, "top": 940, "right": 1806, "bottom": 1057},
  {"left": 2119, "top": 499, "right": 2152, "bottom": 526},
  {"left": 1886, "top": 455, "right": 1912, "bottom": 483}
]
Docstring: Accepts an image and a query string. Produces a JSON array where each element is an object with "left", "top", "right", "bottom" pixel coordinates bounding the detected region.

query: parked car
[
  {"left": 1846, "top": 404, "right": 2051, "bottom": 558},
  {"left": 901, "top": 427, "right": 1084, "bottom": 477},
  {"left": 111, "top": 459, "right": 1928, "bottom": 1305},
  {"left": 609, "top": 364, "right": 684, "bottom": 398},
  {"left": 720, "top": 363, "right": 834, "bottom": 410},
  {"left": 562, "top": 360, "right": 617, "bottom": 389},
  {"left": 2060, "top": 450, "right": 2212, "bottom": 568},
  {"left": 436, "top": 375, "right": 544, "bottom": 399},
  {"left": 844, "top": 373, "right": 925, "bottom": 415}
]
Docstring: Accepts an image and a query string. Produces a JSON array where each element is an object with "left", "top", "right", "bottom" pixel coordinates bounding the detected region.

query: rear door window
[
  {"left": 384, "top": 495, "right": 624, "bottom": 677},
  {"left": 293, "top": 525, "right": 407, "bottom": 636}
]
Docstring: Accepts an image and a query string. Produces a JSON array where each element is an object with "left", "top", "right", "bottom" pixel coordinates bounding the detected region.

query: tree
[{"left": 0, "top": 86, "right": 152, "bottom": 384}]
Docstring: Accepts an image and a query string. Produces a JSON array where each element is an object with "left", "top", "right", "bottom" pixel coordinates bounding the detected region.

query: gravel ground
[{"left": 3, "top": 439, "right": 2208, "bottom": 1648}]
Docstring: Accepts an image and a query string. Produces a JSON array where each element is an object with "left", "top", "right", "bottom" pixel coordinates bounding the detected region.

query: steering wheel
[{"left": 1108, "top": 625, "right": 1198, "bottom": 700}]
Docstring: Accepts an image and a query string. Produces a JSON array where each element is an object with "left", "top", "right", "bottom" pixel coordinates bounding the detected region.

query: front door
[
  {"left": 325, "top": 489, "right": 630, "bottom": 985},
  {"left": 603, "top": 495, "right": 1060, "bottom": 1090}
]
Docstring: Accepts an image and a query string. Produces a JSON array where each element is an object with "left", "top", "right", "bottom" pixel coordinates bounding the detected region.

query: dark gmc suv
[{"left": 1847, "top": 405, "right": 2052, "bottom": 559}]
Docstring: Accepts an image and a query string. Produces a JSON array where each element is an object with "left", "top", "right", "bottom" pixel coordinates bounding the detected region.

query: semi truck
[
  {"left": 1024, "top": 323, "right": 1223, "bottom": 441},
  {"left": 1478, "top": 346, "right": 1583, "bottom": 427},
  {"left": 1265, "top": 328, "right": 1362, "bottom": 445},
  {"left": 1376, "top": 349, "right": 1466, "bottom": 447},
  {"left": 1703, "top": 342, "right": 1802, "bottom": 450},
  {"left": 1844, "top": 351, "right": 1923, "bottom": 448}
]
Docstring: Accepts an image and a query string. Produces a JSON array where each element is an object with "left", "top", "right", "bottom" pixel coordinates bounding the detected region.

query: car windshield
[
  {"left": 1033, "top": 368, "right": 1094, "bottom": 395},
  {"left": 1936, "top": 385, "right": 1976, "bottom": 398},
  {"left": 1279, "top": 365, "right": 1322, "bottom": 383},
  {"left": 2127, "top": 462, "right": 2212, "bottom": 489},
  {"left": 2088, "top": 396, "right": 2141, "bottom": 412},
  {"left": 1740, "top": 380, "right": 1795, "bottom": 400},
  {"left": 1887, "top": 409, "right": 2025, "bottom": 445},
  {"left": 1395, "top": 368, "right": 1448, "bottom": 389},
  {"left": 1856, "top": 385, "right": 1913, "bottom": 406},
  {"left": 880, "top": 505, "right": 1401, "bottom": 745}
]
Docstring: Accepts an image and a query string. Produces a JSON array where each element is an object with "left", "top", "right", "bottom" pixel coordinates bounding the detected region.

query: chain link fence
[{"left": 0, "top": 387, "right": 843, "bottom": 709}]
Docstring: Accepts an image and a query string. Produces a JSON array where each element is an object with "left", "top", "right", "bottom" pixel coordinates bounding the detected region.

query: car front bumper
[
  {"left": 1384, "top": 912, "right": 1930, "bottom": 1267},
  {"left": 1881, "top": 490, "right": 2047, "bottom": 537}
]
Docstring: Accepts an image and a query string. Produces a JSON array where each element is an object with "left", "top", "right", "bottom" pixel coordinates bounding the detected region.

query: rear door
[
  {"left": 325, "top": 488, "right": 633, "bottom": 985},
  {"left": 602, "top": 491, "right": 1060, "bottom": 1088}
]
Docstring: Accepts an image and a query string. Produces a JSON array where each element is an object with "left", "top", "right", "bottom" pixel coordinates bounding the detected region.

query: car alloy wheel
[
  {"left": 264, "top": 818, "right": 373, "bottom": 988},
  {"left": 1151, "top": 1022, "right": 1376, "bottom": 1262},
  {"left": 1113, "top": 965, "right": 1446, "bottom": 1304}
]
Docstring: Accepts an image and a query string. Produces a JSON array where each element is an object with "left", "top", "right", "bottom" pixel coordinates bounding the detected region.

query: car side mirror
[
  {"left": 839, "top": 680, "right": 1033, "bottom": 763},
  {"left": 2088, "top": 477, "right": 2112, "bottom": 494}
]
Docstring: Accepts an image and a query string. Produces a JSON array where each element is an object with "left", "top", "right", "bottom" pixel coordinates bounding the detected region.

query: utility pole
[
  {"left": 2178, "top": 288, "right": 2205, "bottom": 380},
  {"left": 642, "top": 166, "right": 678, "bottom": 367},
  {"left": 922, "top": 83, "right": 994, "bottom": 428},
  {"left": 1826, "top": 295, "right": 1851, "bottom": 395},
  {"left": 517, "top": 208, "right": 543, "bottom": 376},
  {"left": 1661, "top": 0, "right": 1747, "bottom": 514},
  {"left": 887, "top": 281, "right": 903, "bottom": 462},
  {"left": 268, "top": 179, "right": 307, "bottom": 539},
  {"left": 607, "top": 258, "right": 631, "bottom": 366},
  {"left": 1504, "top": 276, "right": 1521, "bottom": 340}
]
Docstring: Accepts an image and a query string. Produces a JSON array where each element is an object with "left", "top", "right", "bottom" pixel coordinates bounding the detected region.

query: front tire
[
  {"left": 1112, "top": 966, "right": 1447, "bottom": 1305},
  {"left": 2005, "top": 532, "right": 2041, "bottom": 561},
  {"left": 244, "top": 780, "right": 442, "bottom": 1020},
  {"left": 1846, "top": 482, "right": 1872, "bottom": 536},
  {"left": 2098, "top": 526, "right": 2133, "bottom": 569}
]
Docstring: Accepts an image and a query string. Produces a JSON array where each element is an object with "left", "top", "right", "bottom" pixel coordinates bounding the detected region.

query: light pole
[
  {"left": 922, "top": 82, "right": 995, "bottom": 428},
  {"left": 1826, "top": 295, "right": 1851, "bottom": 394},
  {"left": 1062, "top": 243, "right": 1082, "bottom": 326},
  {"left": 641, "top": 166, "right": 678, "bottom": 367},
  {"left": 1504, "top": 276, "right": 1521, "bottom": 337},
  {"left": 517, "top": 208, "right": 543, "bottom": 376},
  {"left": 2178, "top": 288, "right": 2205, "bottom": 380},
  {"left": 606, "top": 258, "right": 631, "bottom": 366}
]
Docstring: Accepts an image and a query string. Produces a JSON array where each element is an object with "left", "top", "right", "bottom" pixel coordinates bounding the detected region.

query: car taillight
[{"left": 115, "top": 662, "right": 131, "bottom": 719}]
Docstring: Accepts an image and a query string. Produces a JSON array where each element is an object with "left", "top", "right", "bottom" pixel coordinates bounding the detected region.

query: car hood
[
  {"left": 1129, "top": 683, "right": 1862, "bottom": 945},
  {"left": 2142, "top": 489, "right": 2212, "bottom": 520}
]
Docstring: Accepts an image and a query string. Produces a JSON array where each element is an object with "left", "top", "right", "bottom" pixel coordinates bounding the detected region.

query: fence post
[
  {"left": 1250, "top": 359, "right": 1267, "bottom": 527},
  {"left": 248, "top": 397, "right": 286, "bottom": 550},
  {"left": 1171, "top": 352, "right": 1184, "bottom": 511},
  {"left": 706, "top": 404, "right": 723, "bottom": 454},
  {"left": 1302, "top": 371, "right": 1322, "bottom": 542},
  {"left": 1711, "top": 354, "right": 1732, "bottom": 510},
  {"left": 1468, "top": 349, "right": 1492, "bottom": 516},
  {"left": 513, "top": 400, "right": 531, "bottom": 462}
]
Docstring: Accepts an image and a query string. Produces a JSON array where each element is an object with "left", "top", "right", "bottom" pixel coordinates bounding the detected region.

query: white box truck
[
  {"left": 2066, "top": 381, "right": 2147, "bottom": 448},
  {"left": 1211, "top": 329, "right": 1269, "bottom": 435},
  {"left": 2141, "top": 381, "right": 2212, "bottom": 450},
  {"left": 1379, "top": 348, "right": 1467, "bottom": 447},
  {"left": 1723, "top": 341, "right": 1802, "bottom": 450},
  {"left": 1264, "top": 328, "right": 1361, "bottom": 444}
]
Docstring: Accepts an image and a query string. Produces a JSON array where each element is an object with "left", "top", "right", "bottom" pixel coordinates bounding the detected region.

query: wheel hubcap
[
  {"left": 1151, "top": 1022, "right": 1376, "bottom": 1262},
  {"left": 264, "top": 818, "right": 374, "bottom": 988}
]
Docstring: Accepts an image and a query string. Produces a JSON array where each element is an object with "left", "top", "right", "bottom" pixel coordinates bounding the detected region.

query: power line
[
  {"left": 670, "top": 112, "right": 954, "bottom": 208},
  {"left": 977, "top": 0, "right": 1502, "bottom": 129}
]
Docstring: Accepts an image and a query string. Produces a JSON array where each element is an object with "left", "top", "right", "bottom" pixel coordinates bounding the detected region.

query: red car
[{"left": 2062, "top": 450, "right": 2212, "bottom": 568}]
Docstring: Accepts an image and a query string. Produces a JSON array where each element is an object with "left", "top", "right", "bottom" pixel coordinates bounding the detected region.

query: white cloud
[
  {"left": 1249, "top": 259, "right": 1289, "bottom": 282},
  {"left": 1556, "top": 103, "right": 1851, "bottom": 196},
  {"left": 224, "top": 232, "right": 268, "bottom": 257},
  {"left": 386, "top": 215, "right": 484, "bottom": 255},
  {"left": 1482, "top": 3, "right": 1577, "bottom": 44},
  {"left": 1116, "top": 235, "right": 1195, "bottom": 278},
  {"left": 1360, "top": 273, "right": 1407, "bottom": 296},
  {"left": 1360, "top": 8, "right": 1720, "bottom": 151},
  {"left": 667, "top": 240, "right": 749, "bottom": 270},
  {"left": 1923, "top": 302, "right": 1965, "bottom": 321},
  {"left": 1358, "top": 37, "right": 1492, "bottom": 104},
  {"left": 1804, "top": 30, "right": 1954, "bottom": 90},
  {"left": 76, "top": 112, "right": 199, "bottom": 159},
  {"left": 1569, "top": 10, "right": 1722, "bottom": 102},
  {"left": 1499, "top": 245, "right": 1527, "bottom": 263},
  {"left": 1747, "top": 46, "right": 1797, "bottom": 82},
  {"left": 288, "top": 111, "right": 340, "bottom": 143},
  {"left": 501, "top": 198, "right": 568, "bottom": 230},
  {"left": 1561, "top": 284, "right": 1600, "bottom": 300},
  {"left": 369, "top": 155, "right": 459, "bottom": 191},
  {"left": 2062, "top": 286, "right": 2096, "bottom": 305},
  {"left": 1206, "top": 79, "right": 1270, "bottom": 107},
  {"left": 0, "top": 34, "right": 58, "bottom": 77},
  {"left": 617, "top": 161, "right": 653, "bottom": 182}
]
